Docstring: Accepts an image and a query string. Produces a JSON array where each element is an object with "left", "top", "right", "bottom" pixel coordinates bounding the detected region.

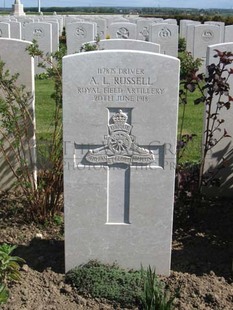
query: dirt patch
[{"left": 0, "top": 199, "right": 232, "bottom": 309}]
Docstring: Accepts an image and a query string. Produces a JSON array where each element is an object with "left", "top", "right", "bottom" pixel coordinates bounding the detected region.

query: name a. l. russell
[{"left": 103, "top": 76, "right": 152, "bottom": 85}]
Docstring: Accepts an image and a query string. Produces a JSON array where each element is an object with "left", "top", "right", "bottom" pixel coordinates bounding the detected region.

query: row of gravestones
[
  {"left": 1, "top": 15, "right": 233, "bottom": 68},
  {"left": 0, "top": 34, "right": 232, "bottom": 275},
  {"left": 180, "top": 20, "right": 233, "bottom": 72},
  {"left": 0, "top": 16, "right": 178, "bottom": 56},
  {"left": 65, "top": 20, "right": 178, "bottom": 56},
  {"left": 0, "top": 17, "right": 60, "bottom": 74}
]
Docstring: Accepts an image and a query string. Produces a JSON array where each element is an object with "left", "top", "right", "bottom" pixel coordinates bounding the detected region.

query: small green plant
[
  {"left": 179, "top": 51, "right": 203, "bottom": 81},
  {"left": 53, "top": 214, "right": 63, "bottom": 226},
  {"left": 80, "top": 42, "right": 99, "bottom": 52},
  {"left": 66, "top": 261, "right": 176, "bottom": 309},
  {"left": 0, "top": 284, "right": 9, "bottom": 305},
  {"left": 80, "top": 34, "right": 101, "bottom": 52},
  {"left": 0, "top": 243, "right": 24, "bottom": 284},
  {"left": 178, "top": 36, "right": 186, "bottom": 52},
  {"left": 66, "top": 261, "right": 143, "bottom": 307},
  {"left": 0, "top": 243, "right": 25, "bottom": 305},
  {"left": 141, "top": 266, "right": 175, "bottom": 310}
]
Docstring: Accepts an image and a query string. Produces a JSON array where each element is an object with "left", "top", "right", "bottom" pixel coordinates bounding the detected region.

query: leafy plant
[
  {"left": 141, "top": 266, "right": 175, "bottom": 310},
  {"left": 0, "top": 284, "right": 9, "bottom": 305},
  {"left": 178, "top": 36, "right": 186, "bottom": 52},
  {"left": 0, "top": 243, "right": 24, "bottom": 305},
  {"left": 53, "top": 214, "right": 63, "bottom": 226},
  {"left": 0, "top": 243, "right": 25, "bottom": 284},
  {"left": 80, "top": 34, "right": 101, "bottom": 52},
  {"left": 179, "top": 51, "right": 203, "bottom": 81}
]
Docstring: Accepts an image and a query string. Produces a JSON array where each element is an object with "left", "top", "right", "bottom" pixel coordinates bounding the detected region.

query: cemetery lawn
[
  {"left": 0, "top": 197, "right": 232, "bottom": 309},
  {"left": 35, "top": 78, "right": 57, "bottom": 141},
  {"left": 178, "top": 90, "right": 204, "bottom": 163}
]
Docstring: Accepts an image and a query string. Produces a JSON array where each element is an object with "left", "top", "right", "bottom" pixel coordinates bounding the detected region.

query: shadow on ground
[
  {"left": 15, "top": 238, "right": 65, "bottom": 274},
  {"left": 172, "top": 198, "right": 233, "bottom": 280}
]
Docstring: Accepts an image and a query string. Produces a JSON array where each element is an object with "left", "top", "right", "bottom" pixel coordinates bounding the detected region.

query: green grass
[
  {"left": 178, "top": 89, "right": 204, "bottom": 163},
  {"left": 35, "top": 78, "right": 56, "bottom": 141}
]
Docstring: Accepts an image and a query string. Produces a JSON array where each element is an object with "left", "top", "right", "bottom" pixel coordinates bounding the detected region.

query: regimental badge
[{"left": 85, "top": 110, "right": 155, "bottom": 165}]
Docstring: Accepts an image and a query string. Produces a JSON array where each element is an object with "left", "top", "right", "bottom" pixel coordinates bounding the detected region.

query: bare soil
[{"left": 0, "top": 198, "right": 232, "bottom": 309}]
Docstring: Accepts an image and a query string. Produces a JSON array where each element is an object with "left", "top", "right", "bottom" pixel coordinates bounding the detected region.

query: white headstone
[
  {"left": 164, "top": 19, "right": 177, "bottom": 25},
  {"left": 0, "top": 38, "right": 36, "bottom": 190},
  {"left": 186, "top": 24, "right": 195, "bottom": 53},
  {"left": 179, "top": 19, "right": 197, "bottom": 38},
  {"left": 137, "top": 20, "right": 153, "bottom": 41},
  {"left": 205, "top": 21, "right": 225, "bottom": 43},
  {"left": 66, "top": 22, "right": 97, "bottom": 54},
  {"left": 224, "top": 25, "right": 233, "bottom": 43},
  {"left": 108, "top": 22, "right": 136, "bottom": 39},
  {"left": 63, "top": 50, "right": 179, "bottom": 275},
  {"left": 95, "top": 18, "right": 107, "bottom": 40},
  {"left": 17, "top": 17, "right": 34, "bottom": 34},
  {"left": 84, "top": 39, "right": 160, "bottom": 53},
  {"left": 107, "top": 17, "right": 130, "bottom": 30},
  {"left": 0, "top": 23, "right": 10, "bottom": 38},
  {"left": 41, "top": 20, "right": 59, "bottom": 53},
  {"left": 150, "top": 24, "right": 178, "bottom": 57},
  {"left": 7, "top": 21, "right": 21, "bottom": 39},
  {"left": 203, "top": 43, "right": 233, "bottom": 197},
  {"left": 183, "top": 21, "right": 201, "bottom": 48},
  {"left": 23, "top": 22, "right": 52, "bottom": 74},
  {"left": 193, "top": 24, "right": 221, "bottom": 72}
]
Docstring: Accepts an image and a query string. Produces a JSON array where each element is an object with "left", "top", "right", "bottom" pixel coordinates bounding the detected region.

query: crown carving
[
  {"left": 112, "top": 110, "right": 128, "bottom": 124},
  {"left": 109, "top": 110, "right": 131, "bottom": 134}
]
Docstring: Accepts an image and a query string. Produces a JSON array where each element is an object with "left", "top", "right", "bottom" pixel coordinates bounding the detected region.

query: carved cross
[{"left": 74, "top": 108, "right": 165, "bottom": 225}]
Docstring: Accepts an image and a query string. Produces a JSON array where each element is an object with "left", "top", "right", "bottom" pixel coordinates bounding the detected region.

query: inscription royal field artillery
[
  {"left": 74, "top": 109, "right": 165, "bottom": 224},
  {"left": 63, "top": 50, "right": 179, "bottom": 275}
]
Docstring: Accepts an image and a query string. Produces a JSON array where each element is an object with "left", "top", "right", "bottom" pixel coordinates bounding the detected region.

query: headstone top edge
[
  {"left": 63, "top": 49, "right": 180, "bottom": 62},
  {"left": 208, "top": 42, "right": 233, "bottom": 49},
  {"left": 0, "top": 38, "right": 32, "bottom": 45}
]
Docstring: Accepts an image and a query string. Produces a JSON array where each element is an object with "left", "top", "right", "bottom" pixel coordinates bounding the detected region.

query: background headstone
[
  {"left": 66, "top": 22, "right": 97, "bottom": 54},
  {"left": 150, "top": 23, "right": 178, "bottom": 57},
  {"left": 0, "top": 23, "right": 10, "bottom": 38},
  {"left": 84, "top": 39, "right": 160, "bottom": 53},
  {"left": 203, "top": 43, "right": 233, "bottom": 197},
  {"left": 137, "top": 20, "right": 153, "bottom": 41},
  {"left": 0, "top": 38, "right": 36, "bottom": 191},
  {"left": 7, "top": 21, "right": 21, "bottom": 39},
  {"left": 193, "top": 24, "right": 221, "bottom": 72},
  {"left": 108, "top": 22, "right": 136, "bottom": 39},
  {"left": 224, "top": 25, "right": 233, "bottom": 43},
  {"left": 23, "top": 22, "right": 52, "bottom": 74},
  {"left": 205, "top": 21, "right": 225, "bottom": 43}
]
